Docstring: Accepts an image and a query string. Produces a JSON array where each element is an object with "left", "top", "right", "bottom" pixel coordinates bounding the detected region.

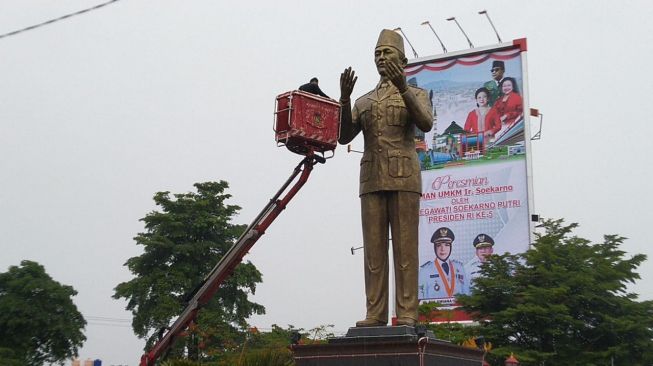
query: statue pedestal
[{"left": 291, "top": 326, "right": 484, "bottom": 366}]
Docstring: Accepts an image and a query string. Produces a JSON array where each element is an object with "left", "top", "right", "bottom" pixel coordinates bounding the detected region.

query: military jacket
[
  {"left": 418, "top": 259, "right": 468, "bottom": 300},
  {"left": 483, "top": 79, "right": 502, "bottom": 107},
  {"left": 465, "top": 257, "right": 482, "bottom": 282},
  {"left": 350, "top": 84, "right": 432, "bottom": 196}
]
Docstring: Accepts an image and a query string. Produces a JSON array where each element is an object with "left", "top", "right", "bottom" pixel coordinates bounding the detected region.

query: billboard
[{"left": 406, "top": 40, "right": 533, "bottom": 308}]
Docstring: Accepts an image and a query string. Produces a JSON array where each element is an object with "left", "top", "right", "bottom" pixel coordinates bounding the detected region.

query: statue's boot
[{"left": 355, "top": 318, "right": 386, "bottom": 327}]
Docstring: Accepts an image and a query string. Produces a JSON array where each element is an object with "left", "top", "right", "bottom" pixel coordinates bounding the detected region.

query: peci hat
[
  {"left": 376, "top": 29, "right": 405, "bottom": 56},
  {"left": 473, "top": 234, "right": 494, "bottom": 248},
  {"left": 431, "top": 227, "right": 455, "bottom": 243},
  {"left": 491, "top": 60, "right": 505, "bottom": 70}
]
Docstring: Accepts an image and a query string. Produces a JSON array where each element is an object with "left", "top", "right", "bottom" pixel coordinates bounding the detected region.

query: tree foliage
[
  {"left": 0, "top": 348, "right": 23, "bottom": 366},
  {"left": 158, "top": 324, "right": 337, "bottom": 366},
  {"left": 458, "top": 219, "right": 653, "bottom": 366},
  {"left": 0, "top": 260, "right": 86, "bottom": 365},
  {"left": 418, "top": 302, "right": 481, "bottom": 344},
  {"left": 215, "top": 324, "right": 333, "bottom": 366},
  {"left": 113, "top": 181, "right": 265, "bottom": 360}
]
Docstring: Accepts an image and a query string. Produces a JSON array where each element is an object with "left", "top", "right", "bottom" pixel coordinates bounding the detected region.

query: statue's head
[{"left": 375, "top": 29, "right": 407, "bottom": 76}]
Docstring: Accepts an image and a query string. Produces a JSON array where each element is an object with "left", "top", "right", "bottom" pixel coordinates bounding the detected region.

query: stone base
[
  {"left": 291, "top": 326, "right": 483, "bottom": 366},
  {"left": 330, "top": 324, "right": 435, "bottom": 343}
]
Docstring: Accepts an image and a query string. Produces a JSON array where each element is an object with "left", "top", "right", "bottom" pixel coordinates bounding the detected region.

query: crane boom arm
[{"left": 140, "top": 154, "right": 325, "bottom": 366}]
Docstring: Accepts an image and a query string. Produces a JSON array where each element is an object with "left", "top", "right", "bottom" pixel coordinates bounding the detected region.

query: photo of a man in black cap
[
  {"left": 483, "top": 60, "right": 505, "bottom": 106},
  {"left": 418, "top": 227, "right": 468, "bottom": 299},
  {"left": 464, "top": 233, "right": 495, "bottom": 287}
]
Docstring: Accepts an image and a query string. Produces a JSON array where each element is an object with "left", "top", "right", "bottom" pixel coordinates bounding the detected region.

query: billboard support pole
[
  {"left": 393, "top": 27, "right": 419, "bottom": 58},
  {"left": 446, "top": 17, "right": 474, "bottom": 48},
  {"left": 421, "top": 21, "right": 448, "bottom": 53},
  {"left": 478, "top": 10, "right": 502, "bottom": 43}
]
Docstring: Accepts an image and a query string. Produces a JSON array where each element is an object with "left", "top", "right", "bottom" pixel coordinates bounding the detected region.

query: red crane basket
[{"left": 274, "top": 90, "right": 341, "bottom": 156}]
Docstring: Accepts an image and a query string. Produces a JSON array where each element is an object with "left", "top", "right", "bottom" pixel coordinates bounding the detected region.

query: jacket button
[{"left": 377, "top": 148, "right": 382, "bottom": 153}]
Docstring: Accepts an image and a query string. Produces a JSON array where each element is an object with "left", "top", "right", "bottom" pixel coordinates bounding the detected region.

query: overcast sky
[{"left": 2, "top": 1, "right": 652, "bottom": 365}]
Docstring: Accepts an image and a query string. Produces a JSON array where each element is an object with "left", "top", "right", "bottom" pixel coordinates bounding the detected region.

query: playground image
[{"left": 417, "top": 129, "right": 526, "bottom": 171}]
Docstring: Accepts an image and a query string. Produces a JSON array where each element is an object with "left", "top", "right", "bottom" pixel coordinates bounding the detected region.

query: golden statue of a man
[{"left": 339, "top": 29, "right": 433, "bottom": 327}]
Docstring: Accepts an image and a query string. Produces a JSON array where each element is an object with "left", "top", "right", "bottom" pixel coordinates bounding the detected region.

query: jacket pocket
[
  {"left": 386, "top": 99, "right": 407, "bottom": 126},
  {"left": 360, "top": 155, "right": 372, "bottom": 183},
  {"left": 388, "top": 150, "right": 413, "bottom": 178}
]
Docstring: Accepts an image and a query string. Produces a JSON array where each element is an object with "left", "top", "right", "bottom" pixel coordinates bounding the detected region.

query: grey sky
[{"left": 2, "top": 1, "right": 652, "bottom": 365}]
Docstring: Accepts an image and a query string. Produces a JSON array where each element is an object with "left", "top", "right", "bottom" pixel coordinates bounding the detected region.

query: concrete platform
[{"left": 291, "top": 326, "right": 484, "bottom": 366}]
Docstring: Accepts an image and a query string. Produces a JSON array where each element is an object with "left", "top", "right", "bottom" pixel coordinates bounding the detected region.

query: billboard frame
[{"left": 403, "top": 38, "right": 535, "bottom": 320}]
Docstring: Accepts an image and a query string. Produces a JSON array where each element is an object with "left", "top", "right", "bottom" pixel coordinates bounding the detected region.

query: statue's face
[{"left": 375, "top": 46, "right": 406, "bottom": 76}]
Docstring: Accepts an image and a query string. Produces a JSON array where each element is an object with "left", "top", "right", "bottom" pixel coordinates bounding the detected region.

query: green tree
[
  {"left": 217, "top": 327, "right": 294, "bottom": 366},
  {"left": 216, "top": 324, "right": 335, "bottom": 366},
  {"left": 113, "top": 181, "right": 265, "bottom": 361},
  {"left": 0, "top": 260, "right": 86, "bottom": 365},
  {"left": 418, "top": 302, "right": 481, "bottom": 344},
  {"left": 458, "top": 219, "right": 653, "bottom": 366},
  {"left": 248, "top": 324, "right": 305, "bottom": 350},
  {"left": 0, "top": 348, "right": 23, "bottom": 366},
  {"left": 422, "top": 154, "right": 432, "bottom": 169}
]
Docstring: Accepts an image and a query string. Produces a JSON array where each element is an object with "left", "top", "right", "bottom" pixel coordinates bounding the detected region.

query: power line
[
  {"left": 0, "top": 0, "right": 122, "bottom": 40},
  {"left": 87, "top": 322, "right": 132, "bottom": 328},
  {"left": 86, "top": 316, "right": 131, "bottom": 323},
  {"left": 84, "top": 315, "right": 351, "bottom": 335},
  {"left": 85, "top": 315, "right": 132, "bottom": 328}
]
